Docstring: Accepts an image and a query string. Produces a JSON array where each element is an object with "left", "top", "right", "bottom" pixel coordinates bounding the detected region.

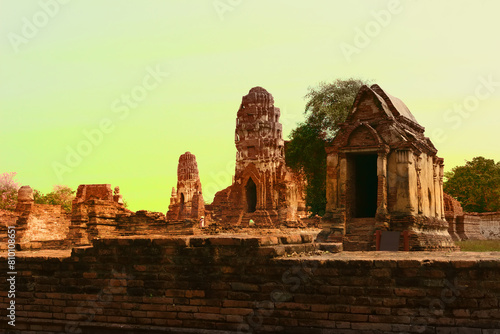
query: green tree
[
  {"left": 34, "top": 185, "right": 75, "bottom": 212},
  {"left": 444, "top": 156, "right": 500, "bottom": 212},
  {"left": 0, "top": 172, "right": 20, "bottom": 211},
  {"left": 286, "top": 78, "right": 368, "bottom": 215}
]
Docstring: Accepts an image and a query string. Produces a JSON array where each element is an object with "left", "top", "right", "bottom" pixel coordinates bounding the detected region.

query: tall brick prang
[
  {"left": 167, "top": 152, "right": 205, "bottom": 221},
  {"left": 208, "top": 87, "right": 307, "bottom": 226}
]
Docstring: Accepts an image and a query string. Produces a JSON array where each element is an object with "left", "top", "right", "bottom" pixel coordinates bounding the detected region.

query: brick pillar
[
  {"left": 15, "top": 186, "right": 34, "bottom": 244},
  {"left": 375, "top": 150, "right": 389, "bottom": 229},
  {"left": 318, "top": 151, "right": 346, "bottom": 242},
  {"left": 325, "top": 152, "right": 339, "bottom": 213},
  {"left": 438, "top": 158, "right": 445, "bottom": 220},
  {"left": 395, "top": 149, "right": 415, "bottom": 214},
  {"left": 376, "top": 150, "right": 388, "bottom": 215},
  {"left": 339, "top": 153, "right": 347, "bottom": 211}
]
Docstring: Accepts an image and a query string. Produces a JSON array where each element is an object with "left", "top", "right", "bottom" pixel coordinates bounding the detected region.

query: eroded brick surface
[
  {"left": 167, "top": 152, "right": 205, "bottom": 222},
  {"left": 322, "top": 84, "right": 456, "bottom": 251},
  {"left": 464, "top": 212, "right": 500, "bottom": 240},
  {"left": 207, "top": 87, "right": 307, "bottom": 227},
  {"left": 1, "top": 239, "right": 499, "bottom": 333}
]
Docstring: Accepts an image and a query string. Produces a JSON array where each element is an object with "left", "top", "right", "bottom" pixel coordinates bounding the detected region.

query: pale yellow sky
[{"left": 1, "top": 0, "right": 499, "bottom": 211}]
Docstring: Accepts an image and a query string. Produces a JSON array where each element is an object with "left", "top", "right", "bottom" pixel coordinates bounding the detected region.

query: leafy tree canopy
[
  {"left": 0, "top": 172, "right": 20, "bottom": 211},
  {"left": 34, "top": 185, "right": 76, "bottom": 213},
  {"left": 444, "top": 156, "right": 500, "bottom": 212},
  {"left": 303, "top": 78, "right": 368, "bottom": 140},
  {"left": 286, "top": 78, "right": 369, "bottom": 215}
]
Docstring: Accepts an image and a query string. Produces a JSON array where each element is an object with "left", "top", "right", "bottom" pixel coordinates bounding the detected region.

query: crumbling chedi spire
[
  {"left": 167, "top": 152, "right": 205, "bottom": 221},
  {"left": 208, "top": 87, "right": 307, "bottom": 226}
]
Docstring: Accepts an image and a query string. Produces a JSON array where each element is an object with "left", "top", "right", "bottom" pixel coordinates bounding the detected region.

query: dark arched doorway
[
  {"left": 179, "top": 193, "right": 185, "bottom": 217},
  {"left": 352, "top": 154, "right": 377, "bottom": 218},
  {"left": 246, "top": 178, "right": 257, "bottom": 213}
]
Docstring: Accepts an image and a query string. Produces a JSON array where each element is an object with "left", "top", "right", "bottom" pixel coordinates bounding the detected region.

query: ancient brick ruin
[
  {"left": 207, "top": 87, "right": 307, "bottom": 227},
  {"left": 443, "top": 192, "right": 464, "bottom": 240},
  {"left": 0, "top": 186, "right": 72, "bottom": 251},
  {"left": 2, "top": 236, "right": 500, "bottom": 333},
  {"left": 166, "top": 152, "right": 205, "bottom": 222},
  {"left": 320, "top": 84, "right": 456, "bottom": 251},
  {"left": 0, "top": 184, "right": 200, "bottom": 252},
  {"left": 473, "top": 212, "right": 500, "bottom": 239},
  {"left": 69, "top": 184, "right": 203, "bottom": 241},
  {"left": 2, "top": 85, "right": 498, "bottom": 253},
  {"left": 2, "top": 83, "right": 500, "bottom": 333},
  {"left": 444, "top": 192, "right": 500, "bottom": 240}
]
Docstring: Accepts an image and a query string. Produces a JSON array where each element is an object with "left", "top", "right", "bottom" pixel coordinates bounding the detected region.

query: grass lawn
[{"left": 456, "top": 240, "right": 500, "bottom": 252}]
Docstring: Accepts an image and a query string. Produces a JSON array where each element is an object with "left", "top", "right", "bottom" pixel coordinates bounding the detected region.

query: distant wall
[
  {"left": 1, "top": 235, "right": 499, "bottom": 333},
  {"left": 456, "top": 214, "right": 482, "bottom": 241},
  {"left": 479, "top": 212, "right": 500, "bottom": 239},
  {"left": 464, "top": 212, "right": 500, "bottom": 240}
]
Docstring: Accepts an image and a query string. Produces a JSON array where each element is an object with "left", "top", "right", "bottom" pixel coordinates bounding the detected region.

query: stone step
[
  {"left": 343, "top": 242, "right": 373, "bottom": 251},
  {"left": 346, "top": 228, "right": 375, "bottom": 233},
  {"left": 345, "top": 231, "right": 375, "bottom": 237},
  {"left": 318, "top": 243, "right": 343, "bottom": 253},
  {"left": 343, "top": 238, "right": 374, "bottom": 250},
  {"left": 344, "top": 238, "right": 371, "bottom": 242},
  {"left": 350, "top": 218, "right": 376, "bottom": 223}
]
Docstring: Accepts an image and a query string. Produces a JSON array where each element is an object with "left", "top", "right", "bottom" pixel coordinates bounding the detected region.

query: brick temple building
[
  {"left": 208, "top": 87, "right": 307, "bottom": 226},
  {"left": 166, "top": 152, "right": 205, "bottom": 221},
  {"left": 320, "top": 84, "right": 456, "bottom": 251}
]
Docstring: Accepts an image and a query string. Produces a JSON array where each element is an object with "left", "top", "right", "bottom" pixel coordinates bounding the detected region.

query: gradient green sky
[{"left": 1, "top": 0, "right": 499, "bottom": 212}]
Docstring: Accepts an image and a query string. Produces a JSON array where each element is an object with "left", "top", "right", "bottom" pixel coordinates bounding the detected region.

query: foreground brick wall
[{"left": 1, "top": 236, "right": 499, "bottom": 333}]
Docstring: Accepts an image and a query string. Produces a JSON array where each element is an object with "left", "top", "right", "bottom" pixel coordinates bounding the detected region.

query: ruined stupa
[
  {"left": 208, "top": 87, "right": 307, "bottom": 226},
  {"left": 166, "top": 152, "right": 205, "bottom": 221}
]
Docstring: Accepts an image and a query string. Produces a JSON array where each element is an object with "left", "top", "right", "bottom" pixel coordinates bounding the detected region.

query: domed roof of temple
[
  {"left": 370, "top": 84, "right": 418, "bottom": 124},
  {"left": 249, "top": 86, "right": 269, "bottom": 94},
  {"left": 177, "top": 151, "right": 199, "bottom": 181},
  {"left": 241, "top": 86, "right": 274, "bottom": 107}
]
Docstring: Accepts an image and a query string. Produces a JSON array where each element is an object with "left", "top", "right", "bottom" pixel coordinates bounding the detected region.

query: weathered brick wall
[
  {"left": 443, "top": 193, "right": 463, "bottom": 241},
  {"left": 22, "top": 204, "right": 71, "bottom": 243},
  {"left": 1, "top": 205, "right": 71, "bottom": 251},
  {"left": 0, "top": 209, "right": 19, "bottom": 225},
  {"left": 460, "top": 214, "right": 489, "bottom": 240},
  {"left": 474, "top": 212, "right": 500, "bottom": 240},
  {"left": 0, "top": 210, "right": 19, "bottom": 251},
  {"left": 1, "top": 236, "right": 499, "bottom": 333}
]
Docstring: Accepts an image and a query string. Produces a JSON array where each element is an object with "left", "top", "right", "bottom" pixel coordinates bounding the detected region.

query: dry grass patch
[{"left": 456, "top": 240, "right": 500, "bottom": 252}]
